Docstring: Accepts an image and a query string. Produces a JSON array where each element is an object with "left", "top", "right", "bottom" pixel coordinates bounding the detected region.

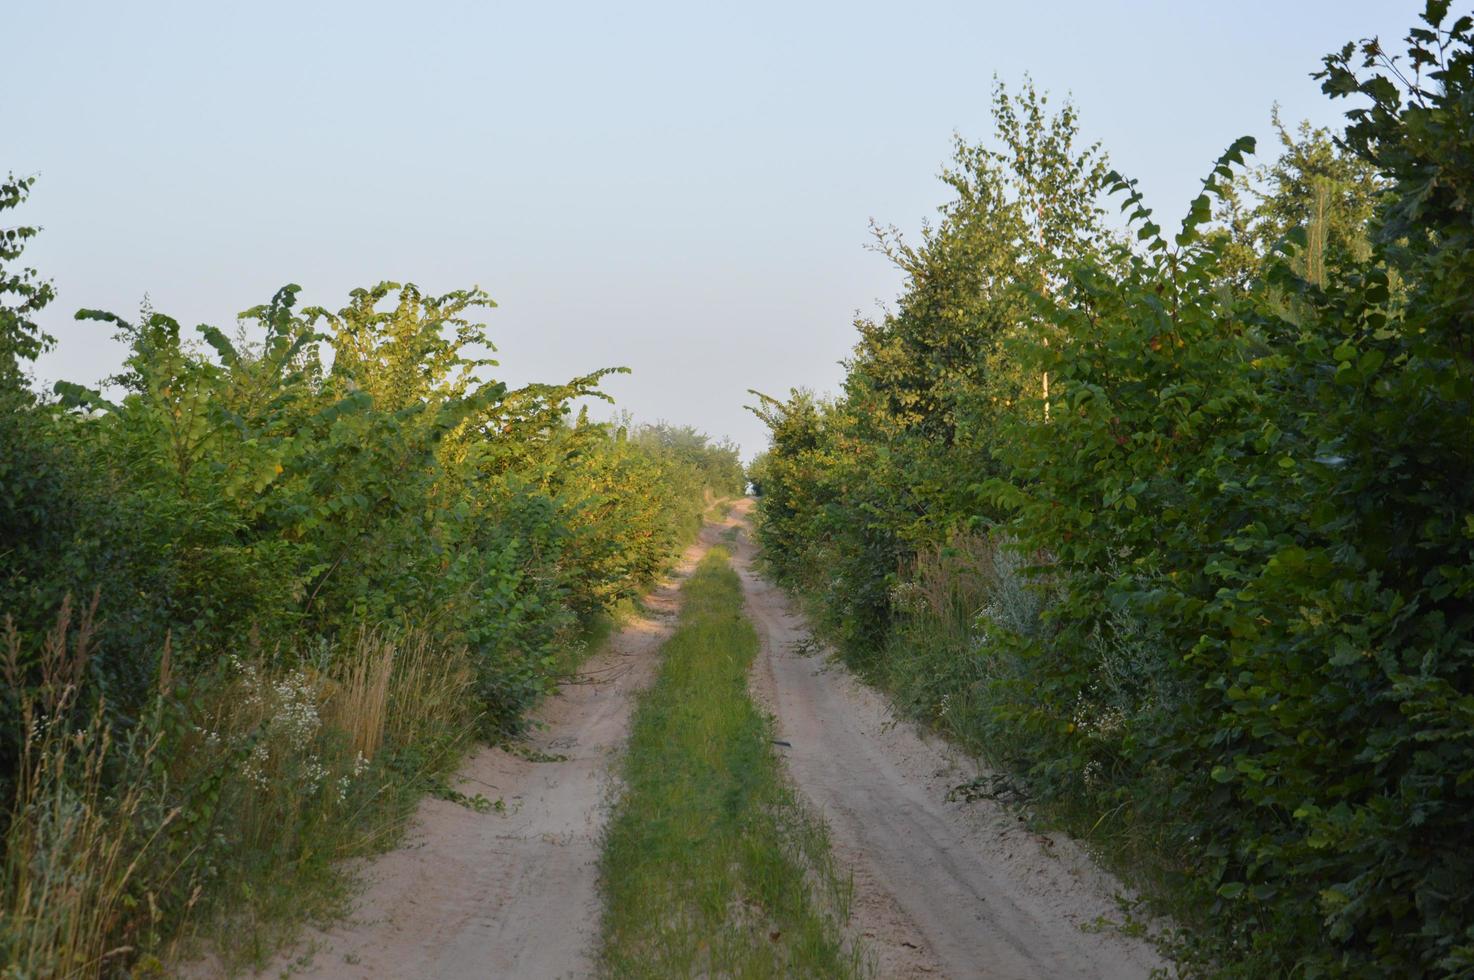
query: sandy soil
[
  {"left": 236, "top": 523, "right": 729, "bottom": 980},
  {"left": 729, "top": 498, "right": 1168, "bottom": 980},
  {"left": 204, "top": 502, "right": 1164, "bottom": 980}
]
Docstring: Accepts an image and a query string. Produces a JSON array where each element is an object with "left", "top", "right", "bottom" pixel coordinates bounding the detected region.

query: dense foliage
[
  {"left": 0, "top": 170, "right": 738, "bottom": 972},
  {"left": 5, "top": 276, "right": 733, "bottom": 734},
  {"left": 753, "top": 6, "right": 1474, "bottom": 976}
]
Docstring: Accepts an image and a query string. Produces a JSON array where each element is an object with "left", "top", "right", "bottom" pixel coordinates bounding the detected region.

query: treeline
[
  {"left": 751, "top": 6, "right": 1472, "bottom": 977},
  {"left": 0, "top": 179, "right": 739, "bottom": 974}
]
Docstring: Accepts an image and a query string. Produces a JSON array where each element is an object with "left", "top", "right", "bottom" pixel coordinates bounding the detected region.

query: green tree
[
  {"left": 0, "top": 174, "right": 54, "bottom": 400},
  {"left": 1212, "top": 110, "right": 1383, "bottom": 290}
]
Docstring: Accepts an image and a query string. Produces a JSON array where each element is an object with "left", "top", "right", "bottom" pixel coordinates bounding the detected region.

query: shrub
[
  {"left": 0, "top": 170, "right": 738, "bottom": 971},
  {"left": 753, "top": 6, "right": 1474, "bottom": 973}
]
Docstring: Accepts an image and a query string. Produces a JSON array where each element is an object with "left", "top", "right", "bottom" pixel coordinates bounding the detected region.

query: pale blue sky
[{"left": 9, "top": 0, "right": 1413, "bottom": 456}]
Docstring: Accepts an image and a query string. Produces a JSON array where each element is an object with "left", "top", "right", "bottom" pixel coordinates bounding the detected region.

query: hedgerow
[
  {"left": 0, "top": 171, "right": 738, "bottom": 973},
  {"left": 753, "top": 6, "right": 1474, "bottom": 975}
]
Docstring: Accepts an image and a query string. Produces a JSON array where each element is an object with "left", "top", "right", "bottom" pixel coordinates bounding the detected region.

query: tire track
[{"left": 731, "top": 499, "right": 1167, "bottom": 980}]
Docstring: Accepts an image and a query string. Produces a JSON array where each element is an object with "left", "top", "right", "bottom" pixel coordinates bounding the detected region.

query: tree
[{"left": 0, "top": 174, "right": 54, "bottom": 401}]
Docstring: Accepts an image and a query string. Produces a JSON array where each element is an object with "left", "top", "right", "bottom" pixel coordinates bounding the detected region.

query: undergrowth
[
  {"left": 0, "top": 164, "right": 742, "bottom": 975},
  {"left": 867, "top": 535, "right": 1195, "bottom": 962},
  {"left": 751, "top": 9, "right": 1474, "bottom": 973},
  {"left": 0, "top": 609, "right": 492, "bottom": 977}
]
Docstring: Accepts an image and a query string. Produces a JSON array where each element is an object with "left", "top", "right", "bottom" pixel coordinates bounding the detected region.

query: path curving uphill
[{"left": 731, "top": 498, "right": 1168, "bottom": 980}]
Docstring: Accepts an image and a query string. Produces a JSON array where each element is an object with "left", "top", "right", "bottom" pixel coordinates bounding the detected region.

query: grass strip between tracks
[{"left": 598, "top": 546, "right": 865, "bottom": 978}]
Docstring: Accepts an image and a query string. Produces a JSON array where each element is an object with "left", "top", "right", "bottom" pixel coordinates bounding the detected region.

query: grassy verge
[
  {"left": 0, "top": 606, "right": 624, "bottom": 978},
  {"left": 180, "top": 608, "right": 635, "bottom": 973},
  {"left": 0, "top": 616, "right": 487, "bottom": 977},
  {"left": 599, "top": 548, "right": 865, "bottom": 979}
]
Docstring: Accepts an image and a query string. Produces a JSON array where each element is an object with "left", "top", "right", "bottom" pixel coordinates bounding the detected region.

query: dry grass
[
  {"left": 902, "top": 534, "right": 999, "bottom": 630},
  {"left": 0, "top": 608, "right": 484, "bottom": 977},
  {"left": 0, "top": 598, "right": 191, "bottom": 979},
  {"left": 381, "top": 630, "right": 477, "bottom": 750},
  {"left": 327, "top": 631, "right": 396, "bottom": 762},
  {"left": 321, "top": 628, "right": 481, "bottom": 753},
  {"left": 324, "top": 626, "right": 478, "bottom": 764}
]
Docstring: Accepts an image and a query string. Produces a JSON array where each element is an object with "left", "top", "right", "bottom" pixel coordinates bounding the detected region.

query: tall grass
[
  {"left": 599, "top": 549, "right": 866, "bottom": 978},
  {"left": 0, "top": 613, "right": 483, "bottom": 977},
  {"left": 329, "top": 631, "right": 396, "bottom": 762},
  {"left": 382, "top": 630, "right": 480, "bottom": 753},
  {"left": 0, "top": 598, "right": 188, "bottom": 978},
  {"left": 175, "top": 627, "right": 483, "bottom": 968}
]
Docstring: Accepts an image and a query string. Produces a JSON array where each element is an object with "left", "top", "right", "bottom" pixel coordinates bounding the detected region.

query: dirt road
[
  {"left": 731, "top": 498, "right": 1167, "bottom": 979},
  {"left": 246, "top": 502, "right": 1164, "bottom": 979},
  {"left": 252, "top": 525, "right": 726, "bottom": 980}
]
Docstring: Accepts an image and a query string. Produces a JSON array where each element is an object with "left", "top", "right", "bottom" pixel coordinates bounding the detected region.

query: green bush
[
  {"left": 754, "top": 7, "right": 1474, "bottom": 974},
  {"left": 0, "top": 168, "right": 741, "bottom": 971}
]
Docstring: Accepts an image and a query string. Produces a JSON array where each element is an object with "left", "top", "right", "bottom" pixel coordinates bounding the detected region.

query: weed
[{"left": 0, "top": 602, "right": 190, "bottom": 978}]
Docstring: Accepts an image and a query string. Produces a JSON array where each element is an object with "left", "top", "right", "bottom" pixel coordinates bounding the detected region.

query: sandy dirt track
[
  {"left": 730, "top": 498, "right": 1167, "bottom": 980},
  {"left": 221, "top": 503, "right": 1165, "bottom": 979},
  {"left": 242, "top": 525, "right": 726, "bottom": 980}
]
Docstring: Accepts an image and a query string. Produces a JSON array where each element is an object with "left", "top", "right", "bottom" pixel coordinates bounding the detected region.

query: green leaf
[
  {"left": 198, "top": 324, "right": 240, "bottom": 366},
  {"left": 53, "top": 379, "right": 118, "bottom": 412}
]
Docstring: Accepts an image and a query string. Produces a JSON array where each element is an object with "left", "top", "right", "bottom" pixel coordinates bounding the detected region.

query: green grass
[
  {"left": 599, "top": 548, "right": 866, "bottom": 979},
  {"left": 704, "top": 495, "right": 735, "bottom": 524}
]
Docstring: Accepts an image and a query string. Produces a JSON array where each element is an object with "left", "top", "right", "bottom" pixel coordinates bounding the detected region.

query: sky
[{"left": 8, "top": 0, "right": 1417, "bottom": 458}]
